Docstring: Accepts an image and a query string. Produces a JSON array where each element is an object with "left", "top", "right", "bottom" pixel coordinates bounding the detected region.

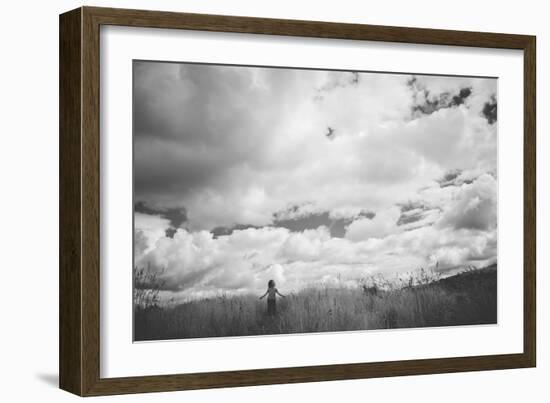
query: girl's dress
[{"left": 267, "top": 287, "right": 278, "bottom": 316}]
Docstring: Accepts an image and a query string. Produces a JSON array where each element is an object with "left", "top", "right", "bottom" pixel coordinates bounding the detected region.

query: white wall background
[{"left": 0, "top": 0, "right": 546, "bottom": 401}]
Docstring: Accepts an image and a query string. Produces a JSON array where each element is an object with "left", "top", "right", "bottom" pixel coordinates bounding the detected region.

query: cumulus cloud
[
  {"left": 133, "top": 61, "right": 498, "bottom": 300},
  {"left": 345, "top": 207, "right": 402, "bottom": 241},
  {"left": 134, "top": 212, "right": 170, "bottom": 259},
  {"left": 437, "top": 173, "right": 497, "bottom": 231},
  {"left": 135, "top": 222, "right": 496, "bottom": 301}
]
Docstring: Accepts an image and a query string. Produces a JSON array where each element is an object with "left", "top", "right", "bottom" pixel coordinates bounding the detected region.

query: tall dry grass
[{"left": 134, "top": 265, "right": 496, "bottom": 341}]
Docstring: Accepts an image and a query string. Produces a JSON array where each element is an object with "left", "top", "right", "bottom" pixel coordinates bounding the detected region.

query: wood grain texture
[
  {"left": 59, "top": 6, "right": 537, "bottom": 396},
  {"left": 59, "top": 8, "right": 82, "bottom": 396},
  {"left": 523, "top": 38, "right": 536, "bottom": 367},
  {"left": 85, "top": 6, "right": 532, "bottom": 49},
  {"left": 81, "top": 6, "right": 102, "bottom": 396}
]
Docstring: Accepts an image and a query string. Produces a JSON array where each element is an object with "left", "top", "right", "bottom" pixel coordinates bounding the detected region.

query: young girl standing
[{"left": 259, "top": 279, "right": 285, "bottom": 316}]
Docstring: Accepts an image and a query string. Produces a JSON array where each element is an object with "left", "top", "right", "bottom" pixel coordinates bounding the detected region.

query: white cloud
[
  {"left": 345, "top": 207, "right": 402, "bottom": 241},
  {"left": 437, "top": 174, "right": 497, "bottom": 231},
  {"left": 136, "top": 219, "right": 496, "bottom": 300},
  {"left": 134, "top": 212, "right": 170, "bottom": 259},
  {"left": 278, "top": 227, "right": 330, "bottom": 261}
]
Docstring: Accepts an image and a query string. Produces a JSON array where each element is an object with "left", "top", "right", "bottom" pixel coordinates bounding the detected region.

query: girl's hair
[{"left": 268, "top": 279, "right": 275, "bottom": 288}]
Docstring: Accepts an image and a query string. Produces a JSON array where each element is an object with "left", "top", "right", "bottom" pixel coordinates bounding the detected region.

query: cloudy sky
[{"left": 133, "top": 60, "right": 498, "bottom": 301}]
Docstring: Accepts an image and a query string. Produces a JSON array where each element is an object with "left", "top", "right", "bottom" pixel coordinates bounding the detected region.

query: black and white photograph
[{"left": 132, "top": 60, "right": 498, "bottom": 341}]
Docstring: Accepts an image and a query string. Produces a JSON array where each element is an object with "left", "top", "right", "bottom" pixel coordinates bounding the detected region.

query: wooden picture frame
[{"left": 59, "top": 6, "right": 536, "bottom": 396}]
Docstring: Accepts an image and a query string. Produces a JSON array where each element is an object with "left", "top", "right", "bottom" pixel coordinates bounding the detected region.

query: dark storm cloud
[
  {"left": 408, "top": 76, "right": 473, "bottom": 117},
  {"left": 399, "top": 201, "right": 422, "bottom": 213},
  {"left": 275, "top": 212, "right": 335, "bottom": 234},
  {"left": 325, "top": 126, "right": 336, "bottom": 139},
  {"left": 135, "top": 201, "right": 187, "bottom": 228},
  {"left": 482, "top": 95, "right": 497, "bottom": 124},
  {"left": 133, "top": 62, "right": 245, "bottom": 200},
  {"left": 396, "top": 201, "right": 440, "bottom": 226},
  {"left": 436, "top": 169, "right": 476, "bottom": 188},
  {"left": 133, "top": 61, "right": 302, "bottom": 205},
  {"left": 212, "top": 224, "right": 260, "bottom": 238},
  {"left": 437, "top": 169, "right": 462, "bottom": 187},
  {"left": 135, "top": 201, "right": 187, "bottom": 237},
  {"left": 451, "top": 87, "right": 472, "bottom": 106},
  {"left": 397, "top": 210, "right": 427, "bottom": 226},
  {"left": 211, "top": 210, "right": 376, "bottom": 239},
  {"left": 274, "top": 210, "right": 375, "bottom": 238},
  {"left": 411, "top": 87, "right": 472, "bottom": 115}
]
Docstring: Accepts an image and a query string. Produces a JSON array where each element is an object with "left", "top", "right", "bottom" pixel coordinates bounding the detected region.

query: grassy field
[{"left": 134, "top": 265, "right": 496, "bottom": 341}]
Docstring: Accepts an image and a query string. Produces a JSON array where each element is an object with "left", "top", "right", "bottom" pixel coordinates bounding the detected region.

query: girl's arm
[
  {"left": 276, "top": 289, "right": 286, "bottom": 298},
  {"left": 259, "top": 290, "right": 268, "bottom": 299}
]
